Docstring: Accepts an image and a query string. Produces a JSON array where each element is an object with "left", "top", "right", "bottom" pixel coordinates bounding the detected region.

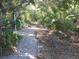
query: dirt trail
[{"left": 0, "top": 24, "right": 79, "bottom": 59}]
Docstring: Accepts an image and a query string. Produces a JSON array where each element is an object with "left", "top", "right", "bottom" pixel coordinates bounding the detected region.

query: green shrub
[
  {"left": 0, "top": 19, "right": 21, "bottom": 49},
  {"left": 52, "top": 19, "right": 76, "bottom": 31},
  {"left": 0, "top": 31, "right": 21, "bottom": 48}
]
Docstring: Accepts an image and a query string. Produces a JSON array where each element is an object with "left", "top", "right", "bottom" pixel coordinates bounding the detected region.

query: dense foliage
[
  {"left": 33, "top": 0, "right": 79, "bottom": 32},
  {"left": 0, "top": 0, "right": 79, "bottom": 54}
]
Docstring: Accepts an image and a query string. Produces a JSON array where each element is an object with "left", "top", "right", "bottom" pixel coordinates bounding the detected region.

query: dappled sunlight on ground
[
  {"left": 28, "top": 27, "right": 45, "bottom": 30},
  {"left": 18, "top": 53, "right": 36, "bottom": 59},
  {"left": 1, "top": 25, "right": 79, "bottom": 59}
]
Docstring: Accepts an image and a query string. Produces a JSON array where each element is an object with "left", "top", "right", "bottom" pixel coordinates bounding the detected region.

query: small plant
[
  {"left": 0, "top": 31, "right": 21, "bottom": 48},
  {"left": 0, "top": 19, "right": 21, "bottom": 56}
]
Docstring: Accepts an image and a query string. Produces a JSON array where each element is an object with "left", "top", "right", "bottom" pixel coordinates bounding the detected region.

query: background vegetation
[{"left": 0, "top": 0, "right": 79, "bottom": 54}]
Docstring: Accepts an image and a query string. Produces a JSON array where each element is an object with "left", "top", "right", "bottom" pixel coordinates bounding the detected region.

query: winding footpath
[{"left": 0, "top": 26, "right": 46, "bottom": 59}]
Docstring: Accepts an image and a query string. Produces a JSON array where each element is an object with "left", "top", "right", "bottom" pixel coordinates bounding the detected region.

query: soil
[{"left": 35, "top": 30, "right": 79, "bottom": 59}]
